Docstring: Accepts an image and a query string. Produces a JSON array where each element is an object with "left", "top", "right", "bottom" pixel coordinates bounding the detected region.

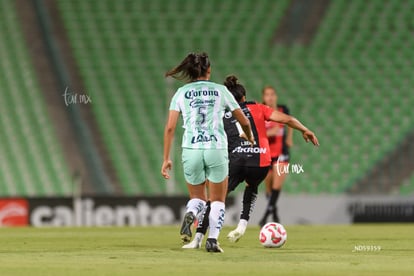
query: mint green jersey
[{"left": 169, "top": 80, "right": 240, "bottom": 149}]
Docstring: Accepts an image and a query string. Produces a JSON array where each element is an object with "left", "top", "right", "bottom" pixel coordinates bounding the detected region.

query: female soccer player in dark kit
[
  {"left": 161, "top": 53, "right": 254, "bottom": 253},
  {"left": 183, "top": 75, "right": 319, "bottom": 248},
  {"left": 259, "top": 85, "right": 293, "bottom": 226}
]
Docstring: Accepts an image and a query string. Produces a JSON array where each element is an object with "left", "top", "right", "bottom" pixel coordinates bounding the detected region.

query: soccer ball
[{"left": 259, "top": 222, "right": 287, "bottom": 248}]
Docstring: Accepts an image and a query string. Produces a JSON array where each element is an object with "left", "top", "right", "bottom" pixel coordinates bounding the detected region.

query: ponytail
[
  {"left": 165, "top": 52, "right": 210, "bottom": 82},
  {"left": 224, "top": 75, "right": 246, "bottom": 102}
]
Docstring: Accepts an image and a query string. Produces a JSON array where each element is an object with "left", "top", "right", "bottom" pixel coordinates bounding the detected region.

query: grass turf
[{"left": 0, "top": 224, "right": 413, "bottom": 275}]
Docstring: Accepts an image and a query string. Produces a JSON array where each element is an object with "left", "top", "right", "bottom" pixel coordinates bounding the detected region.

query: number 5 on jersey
[{"left": 196, "top": 106, "right": 207, "bottom": 125}]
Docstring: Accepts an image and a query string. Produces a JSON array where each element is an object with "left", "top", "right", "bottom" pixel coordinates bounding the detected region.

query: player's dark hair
[
  {"left": 224, "top": 75, "right": 246, "bottom": 102},
  {"left": 165, "top": 52, "right": 210, "bottom": 82}
]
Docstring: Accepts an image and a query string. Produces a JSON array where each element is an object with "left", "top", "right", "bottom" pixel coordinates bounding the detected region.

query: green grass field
[{"left": 0, "top": 224, "right": 413, "bottom": 275}]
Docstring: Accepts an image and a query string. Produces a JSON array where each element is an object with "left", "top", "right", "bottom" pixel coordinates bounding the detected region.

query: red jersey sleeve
[{"left": 260, "top": 104, "right": 274, "bottom": 120}]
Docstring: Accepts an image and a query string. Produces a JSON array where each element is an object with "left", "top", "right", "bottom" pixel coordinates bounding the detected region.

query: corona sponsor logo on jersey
[
  {"left": 184, "top": 89, "right": 219, "bottom": 99},
  {"left": 232, "top": 146, "right": 267, "bottom": 154}
]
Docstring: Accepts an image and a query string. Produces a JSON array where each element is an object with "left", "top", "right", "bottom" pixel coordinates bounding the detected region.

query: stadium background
[{"left": 0, "top": 0, "right": 413, "bottom": 226}]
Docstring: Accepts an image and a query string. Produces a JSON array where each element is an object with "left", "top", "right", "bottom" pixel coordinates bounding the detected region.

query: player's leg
[
  {"left": 259, "top": 161, "right": 275, "bottom": 227},
  {"left": 205, "top": 177, "right": 227, "bottom": 252},
  {"left": 182, "top": 199, "right": 210, "bottom": 249},
  {"left": 267, "top": 155, "right": 289, "bottom": 222},
  {"left": 180, "top": 149, "right": 207, "bottom": 243},
  {"left": 204, "top": 149, "right": 228, "bottom": 253},
  {"left": 264, "top": 169, "right": 272, "bottom": 198},
  {"left": 228, "top": 166, "right": 269, "bottom": 242},
  {"left": 268, "top": 168, "right": 286, "bottom": 222},
  {"left": 240, "top": 167, "right": 269, "bottom": 223},
  {"left": 193, "top": 180, "right": 216, "bottom": 241},
  {"left": 197, "top": 200, "right": 211, "bottom": 236},
  {"left": 184, "top": 158, "right": 243, "bottom": 249},
  {"left": 227, "top": 163, "right": 245, "bottom": 194},
  {"left": 259, "top": 157, "right": 280, "bottom": 227},
  {"left": 260, "top": 164, "right": 284, "bottom": 225},
  {"left": 181, "top": 183, "right": 207, "bottom": 242}
]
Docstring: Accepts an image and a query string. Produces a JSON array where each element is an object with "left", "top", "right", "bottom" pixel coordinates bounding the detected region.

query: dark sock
[
  {"left": 196, "top": 201, "right": 210, "bottom": 234},
  {"left": 268, "top": 189, "right": 280, "bottom": 209},
  {"left": 240, "top": 185, "right": 258, "bottom": 221},
  {"left": 269, "top": 189, "right": 280, "bottom": 222},
  {"left": 272, "top": 207, "right": 280, "bottom": 223},
  {"left": 260, "top": 189, "right": 280, "bottom": 224}
]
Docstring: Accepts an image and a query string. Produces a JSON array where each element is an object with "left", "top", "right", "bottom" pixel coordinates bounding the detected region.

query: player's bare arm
[
  {"left": 161, "top": 110, "right": 180, "bottom": 179},
  {"left": 232, "top": 108, "right": 255, "bottom": 145},
  {"left": 269, "top": 110, "right": 319, "bottom": 146}
]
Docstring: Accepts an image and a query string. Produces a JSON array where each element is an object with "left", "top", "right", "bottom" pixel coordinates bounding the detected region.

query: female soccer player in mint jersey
[
  {"left": 183, "top": 76, "right": 319, "bottom": 248},
  {"left": 161, "top": 53, "right": 254, "bottom": 253},
  {"left": 259, "top": 86, "right": 293, "bottom": 226}
]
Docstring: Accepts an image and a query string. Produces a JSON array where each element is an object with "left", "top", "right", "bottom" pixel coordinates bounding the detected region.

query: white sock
[
  {"left": 236, "top": 219, "right": 248, "bottom": 234},
  {"left": 208, "top": 201, "right": 225, "bottom": 240},
  {"left": 194, "top": 232, "right": 204, "bottom": 242},
  {"left": 186, "top": 198, "right": 206, "bottom": 217}
]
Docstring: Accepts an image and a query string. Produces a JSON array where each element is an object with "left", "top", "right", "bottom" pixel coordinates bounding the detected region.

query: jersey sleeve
[
  {"left": 260, "top": 104, "right": 274, "bottom": 120},
  {"left": 222, "top": 87, "right": 240, "bottom": 111},
  {"left": 169, "top": 90, "right": 181, "bottom": 112}
]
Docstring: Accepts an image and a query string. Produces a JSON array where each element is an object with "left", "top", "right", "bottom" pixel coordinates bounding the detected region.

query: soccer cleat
[
  {"left": 227, "top": 227, "right": 246, "bottom": 243},
  {"left": 182, "top": 235, "right": 202, "bottom": 249},
  {"left": 205, "top": 238, "right": 224, "bottom": 253},
  {"left": 180, "top": 212, "right": 196, "bottom": 243}
]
